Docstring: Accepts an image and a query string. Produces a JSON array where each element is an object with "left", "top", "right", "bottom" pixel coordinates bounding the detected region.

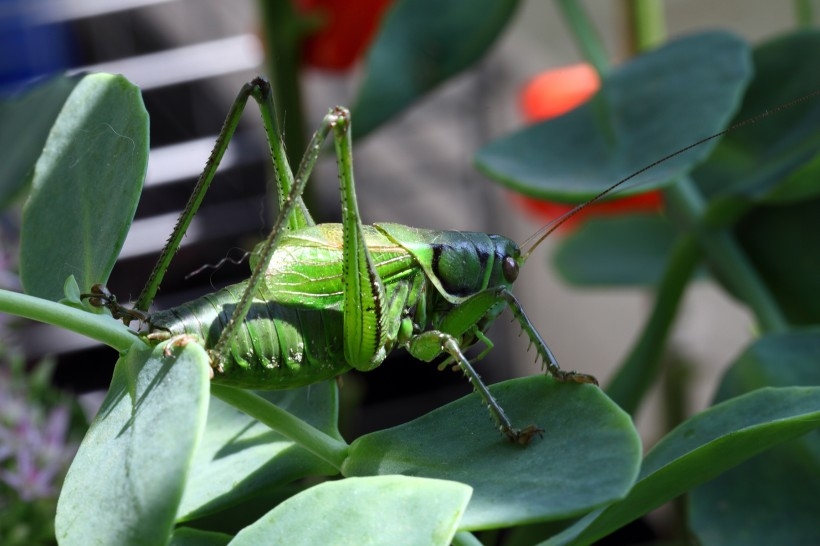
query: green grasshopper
[{"left": 86, "top": 77, "right": 598, "bottom": 445}]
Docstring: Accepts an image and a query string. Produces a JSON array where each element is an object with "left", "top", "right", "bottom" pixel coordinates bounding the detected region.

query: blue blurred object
[{"left": 0, "top": 0, "right": 75, "bottom": 92}]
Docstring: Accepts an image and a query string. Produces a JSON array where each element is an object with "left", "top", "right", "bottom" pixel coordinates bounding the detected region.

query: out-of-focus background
[{"left": 0, "top": 0, "right": 797, "bottom": 440}]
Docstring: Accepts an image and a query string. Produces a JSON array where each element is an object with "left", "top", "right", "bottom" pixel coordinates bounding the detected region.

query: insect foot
[
  {"left": 555, "top": 370, "right": 599, "bottom": 386},
  {"left": 505, "top": 424, "right": 545, "bottom": 446},
  {"left": 162, "top": 334, "right": 198, "bottom": 357},
  {"left": 80, "top": 283, "right": 151, "bottom": 326},
  {"left": 159, "top": 335, "right": 213, "bottom": 380}
]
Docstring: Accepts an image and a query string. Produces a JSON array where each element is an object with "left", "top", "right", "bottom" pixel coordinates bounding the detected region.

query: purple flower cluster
[{"left": 0, "top": 362, "right": 78, "bottom": 505}]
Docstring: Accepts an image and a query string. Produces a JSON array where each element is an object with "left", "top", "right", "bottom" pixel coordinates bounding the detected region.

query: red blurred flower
[
  {"left": 515, "top": 63, "right": 662, "bottom": 230},
  {"left": 519, "top": 63, "right": 599, "bottom": 122},
  {"left": 296, "top": 0, "right": 392, "bottom": 70}
]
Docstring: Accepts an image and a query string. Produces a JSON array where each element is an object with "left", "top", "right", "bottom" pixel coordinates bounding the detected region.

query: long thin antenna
[{"left": 520, "top": 88, "right": 820, "bottom": 261}]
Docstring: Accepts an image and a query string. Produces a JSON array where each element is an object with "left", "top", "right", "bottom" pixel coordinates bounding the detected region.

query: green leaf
[
  {"left": 55, "top": 339, "right": 210, "bottom": 546},
  {"left": 342, "top": 376, "right": 642, "bottom": 530},
  {"left": 228, "top": 476, "right": 472, "bottom": 546},
  {"left": 554, "top": 214, "right": 684, "bottom": 286},
  {"left": 693, "top": 30, "right": 820, "bottom": 208},
  {"left": 351, "top": 0, "right": 519, "bottom": 139},
  {"left": 762, "top": 150, "right": 820, "bottom": 204},
  {"left": 734, "top": 197, "right": 820, "bottom": 324},
  {"left": 689, "top": 331, "right": 820, "bottom": 545},
  {"left": 61, "top": 275, "right": 82, "bottom": 304},
  {"left": 20, "top": 73, "right": 148, "bottom": 301},
  {"left": 177, "top": 382, "right": 341, "bottom": 521},
  {"left": 475, "top": 31, "right": 751, "bottom": 202},
  {"left": 0, "top": 75, "right": 80, "bottom": 208},
  {"left": 540, "top": 386, "right": 820, "bottom": 545}
]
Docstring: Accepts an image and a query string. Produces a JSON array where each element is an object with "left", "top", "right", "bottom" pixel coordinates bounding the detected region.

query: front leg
[
  {"left": 210, "top": 104, "right": 341, "bottom": 367},
  {"left": 407, "top": 330, "right": 542, "bottom": 445},
  {"left": 498, "top": 288, "right": 598, "bottom": 385}
]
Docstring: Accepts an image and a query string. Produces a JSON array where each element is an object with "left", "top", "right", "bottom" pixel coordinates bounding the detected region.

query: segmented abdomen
[{"left": 150, "top": 280, "right": 349, "bottom": 389}]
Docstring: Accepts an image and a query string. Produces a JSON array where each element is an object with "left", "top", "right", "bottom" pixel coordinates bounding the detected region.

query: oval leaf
[
  {"left": 542, "top": 386, "right": 820, "bottom": 545},
  {"left": 178, "top": 382, "right": 341, "bottom": 521},
  {"left": 341, "top": 376, "right": 641, "bottom": 530},
  {"left": 229, "top": 476, "right": 472, "bottom": 546},
  {"left": 20, "top": 73, "right": 148, "bottom": 300},
  {"left": 55, "top": 339, "right": 210, "bottom": 546},
  {"left": 693, "top": 30, "right": 820, "bottom": 206},
  {"left": 689, "top": 331, "right": 820, "bottom": 545},
  {"left": 352, "top": 0, "right": 519, "bottom": 138},
  {"left": 554, "top": 214, "right": 683, "bottom": 286},
  {"left": 0, "top": 75, "right": 80, "bottom": 207},
  {"left": 475, "top": 31, "right": 751, "bottom": 201}
]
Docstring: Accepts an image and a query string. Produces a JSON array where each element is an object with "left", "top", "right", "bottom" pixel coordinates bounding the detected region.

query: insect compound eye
[{"left": 502, "top": 255, "right": 519, "bottom": 283}]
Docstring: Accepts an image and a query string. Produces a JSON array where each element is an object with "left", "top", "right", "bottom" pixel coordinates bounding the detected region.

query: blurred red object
[
  {"left": 515, "top": 63, "right": 663, "bottom": 230},
  {"left": 519, "top": 63, "right": 599, "bottom": 122},
  {"left": 296, "top": 0, "right": 392, "bottom": 70}
]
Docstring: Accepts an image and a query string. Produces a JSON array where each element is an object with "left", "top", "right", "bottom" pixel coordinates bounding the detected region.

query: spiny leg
[
  {"left": 408, "top": 331, "right": 542, "bottom": 445},
  {"left": 80, "top": 284, "right": 150, "bottom": 325},
  {"left": 134, "top": 77, "right": 312, "bottom": 313},
  {"left": 500, "top": 288, "right": 598, "bottom": 385},
  {"left": 212, "top": 104, "right": 390, "bottom": 371},
  {"left": 211, "top": 105, "right": 352, "bottom": 366},
  {"left": 331, "top": 109, "right": 388, "bottom": 370},
  {"left": 437, "top": 328, "right": 494, "bottom": 373}
]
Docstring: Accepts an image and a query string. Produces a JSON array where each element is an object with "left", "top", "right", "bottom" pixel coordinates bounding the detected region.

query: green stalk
[
  {"left": 664, "top": 177, "right": 789, "bottom": 333},
  {"left": 556, "top": 0, "right": 611, "bottom": 74},
  {"left": 794, "top": 0, "right": 816, "bottom": 26},
  {"left": 210, "top": 384, "right": 349, "bottom": 470},
  {"left": 257, "top": 0, "right": 308, "bottom": 173},
  {"left": 0, "top": 289, "right": 138, "bottom": 353},
  {"left": 605, "top": 234, "right": 700, "bottom": 414},
  {"left": 628, "top": 0, "right": 666, "bottom": 52}
]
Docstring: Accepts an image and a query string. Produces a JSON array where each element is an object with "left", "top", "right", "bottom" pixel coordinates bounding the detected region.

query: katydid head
[
  {"left": 490, "top": 235, "right": 522, "bottom": 288},
  {"left": 416, "top": 232, "right": 522, "bottom": 298}
]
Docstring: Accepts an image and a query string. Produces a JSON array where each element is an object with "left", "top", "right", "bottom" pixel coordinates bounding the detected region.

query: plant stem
[
  {"left": 0, "top": 289, "right": 138, "bottom": 352},
  {"left": 627, "top": 0, "right": 666, "bottom": 52},
  {"left": 210, "top": 384, "right": 349, "bottom": 470},
  {"left": 257, "top": 0, "right": 308, "bottom": 172},
  {"left": 557, "top": 0, "right": 611, "bottom": 75},
  {"left": 664, "top": 177, "right": 789, "bottom": 333},
  {"left": 606, "top": 234, "right": 700, "bottom": 414},
  {"left": 794, "top": 0, "right": 815, "bottom": 25}
]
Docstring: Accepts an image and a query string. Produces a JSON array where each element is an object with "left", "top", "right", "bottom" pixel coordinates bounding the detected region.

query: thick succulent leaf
[
  {"left": 734, "top": 197, "right": 820, "bottom": 324},
  {"left": 228, "top": 476, "right": 471, "bottom": 546},
  {"left": 351, "top": 0, "right": 519, "bottom": 138},
  {"left": 475, "top": 31, "right": 751, "bottom": 202},
  {"left": 342, "top": 376, "right": 642, "bottom": 530},
  {"left": 0, "top": 75, "right": 80, "bottom": 207},
  {"left": 554, "top": 214, "right": 685, "bottom": 286},
  {"left": 55, "top": 339, "right": 210, "bottom": 546},
  {"left": 20, "top": 73, "right": 147, "bottom": 301},
  {"left": 177, "top": 382, "right": 341, "bottom": 521},
  {"left": 693, "top": 30, "right": 820, "bottom": 208},
  {"left": 540, "top": 386, "right": 820, "bottom": 545},
  {"left": 689, "top": 331, "right": 820, "bottom": 545}
]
